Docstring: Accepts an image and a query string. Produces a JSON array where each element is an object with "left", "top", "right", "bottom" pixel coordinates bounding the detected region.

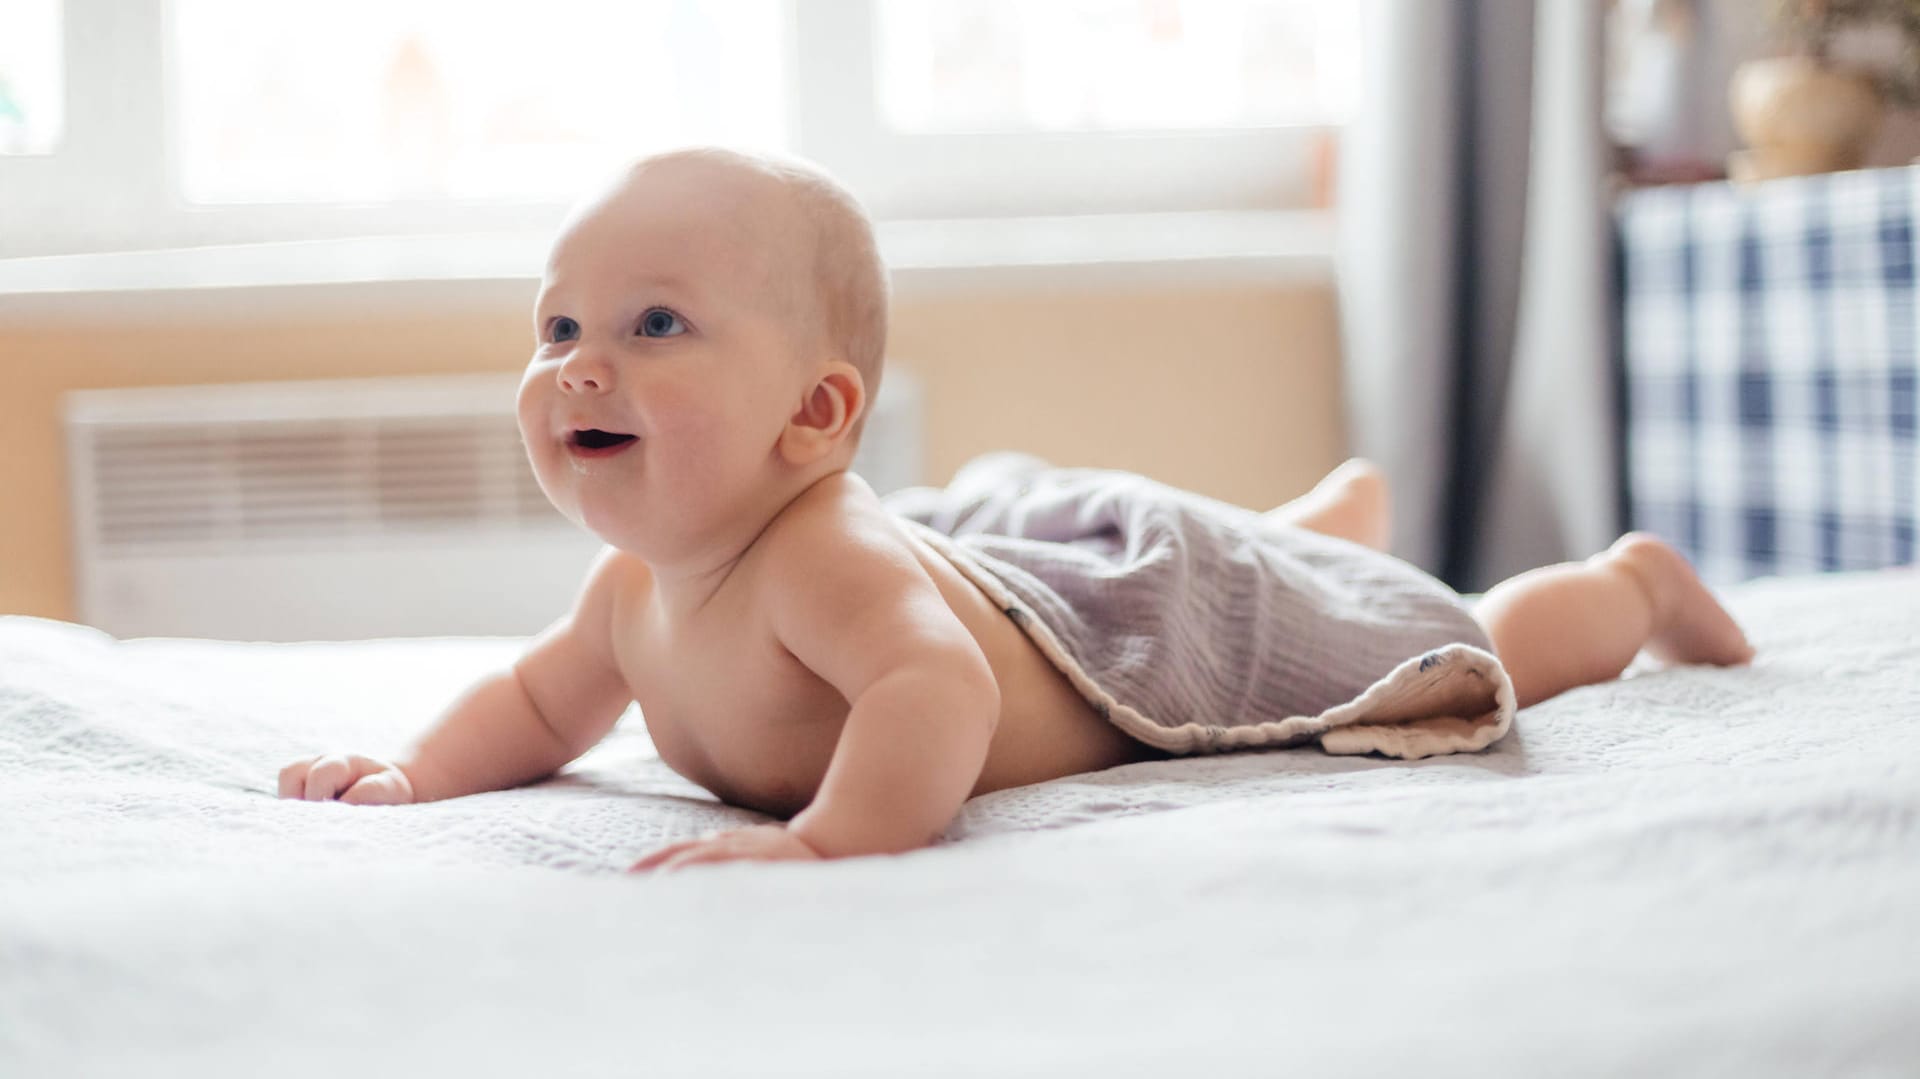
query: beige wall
[{"left": 0, "top": 277, "right": 1345, "bottom": 623}]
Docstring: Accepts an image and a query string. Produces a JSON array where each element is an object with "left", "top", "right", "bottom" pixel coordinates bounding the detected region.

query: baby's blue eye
[
  {"left": 549, "top": 316, "right": 580, "bottom": 343},
  {"left": 638, "top": 308, "right": 687, "bottom": 338}
]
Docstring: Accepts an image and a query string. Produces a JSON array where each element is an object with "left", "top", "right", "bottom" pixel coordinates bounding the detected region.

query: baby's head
[{"left": 519, "top": 147, "right": 889, "bottom": 560}]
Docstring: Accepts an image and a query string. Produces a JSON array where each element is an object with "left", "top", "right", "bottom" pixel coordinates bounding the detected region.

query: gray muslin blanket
[{"left": 883, "top": 453, "right": 1516, "bottom": 760}]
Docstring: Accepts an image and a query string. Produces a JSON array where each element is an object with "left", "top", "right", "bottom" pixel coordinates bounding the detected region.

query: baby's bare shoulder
[
  {"left": 756, "top": 473, "right": 937, "bottom": 616},
  {"left": 763, "top": 471, "right": 908, "bottom": 557},
  {"left": 758, "top": 473, "right": 980, "bottom": 695}
]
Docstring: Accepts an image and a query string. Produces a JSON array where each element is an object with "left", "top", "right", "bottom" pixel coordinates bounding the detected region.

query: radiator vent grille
[
  {"left": 63, "top": 371, "right": 921, "bottom": 639},
  {"left": 71, "top": 376, "right": 566, "bottom": 556}
]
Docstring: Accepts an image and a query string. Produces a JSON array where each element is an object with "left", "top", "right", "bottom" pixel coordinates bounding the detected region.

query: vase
[{"left": 1727, "top": 55, "right": 1883, "bottom": 181}]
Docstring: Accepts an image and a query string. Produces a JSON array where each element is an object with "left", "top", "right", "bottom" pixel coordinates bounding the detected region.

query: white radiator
[{"left": 64, "top": 369, "right": 923, "bottom": 641}]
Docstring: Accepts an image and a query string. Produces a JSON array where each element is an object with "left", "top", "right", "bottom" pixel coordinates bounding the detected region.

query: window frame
[{"left": 1, "top": 0, "right": 1329, "bottom": 258}]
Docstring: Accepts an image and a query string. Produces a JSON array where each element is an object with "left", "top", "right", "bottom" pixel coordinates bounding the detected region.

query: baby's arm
[
  {"left": 774, "top": 518, "right": 1000, "bottom": 859},
  {"left": 634, "top": 510, "right": 997, "bottom": 873},
  {"left": 279, "top": 546, "right": 636, "bottom": 803}
]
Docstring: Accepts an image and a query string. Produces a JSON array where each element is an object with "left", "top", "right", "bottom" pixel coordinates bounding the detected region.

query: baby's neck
[{"left": 641, "top": 463, "right": 847, "bottom": 618}]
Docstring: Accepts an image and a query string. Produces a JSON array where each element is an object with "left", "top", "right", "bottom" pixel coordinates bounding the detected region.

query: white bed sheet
[{"left": 2, "top": 569, "right": 1917, "bottom": 1077}]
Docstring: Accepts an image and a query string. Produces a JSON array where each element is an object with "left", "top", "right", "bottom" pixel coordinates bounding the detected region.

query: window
[
  {"left": 877, "top": 0, "right": 1355, "bottom": 133},
  {"left": 0, "top": 0, "right": 1354, "bottom": 258},
  {"left": 170, "top": 0, "right": 787, "bottom": 204},
  {"left": 802, "top": 0, "right": 1353, "bottom": 219},
  {"left": 0, "top": 0, "right": 63, "bottom": 155}
]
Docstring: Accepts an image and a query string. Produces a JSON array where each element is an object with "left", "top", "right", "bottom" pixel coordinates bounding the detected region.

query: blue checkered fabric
[{"left": 1616, "top": 165, "right": 1920, "bottom": 585}]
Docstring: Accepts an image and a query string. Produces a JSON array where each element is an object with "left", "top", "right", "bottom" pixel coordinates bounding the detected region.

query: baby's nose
[{"left": 558, "top": 355, "right": 612, "bottom": 394}]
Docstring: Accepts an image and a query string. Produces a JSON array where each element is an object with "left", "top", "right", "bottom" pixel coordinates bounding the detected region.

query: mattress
[{"left": 3, "top": 568, "right": 1918, "bottom": 1077}]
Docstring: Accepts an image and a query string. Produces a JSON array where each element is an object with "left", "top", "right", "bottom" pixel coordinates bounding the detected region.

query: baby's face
[{"left": 519, "top": 161, "right": 814, "bottom": 560}]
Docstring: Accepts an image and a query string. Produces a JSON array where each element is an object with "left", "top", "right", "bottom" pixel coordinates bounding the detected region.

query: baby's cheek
[
  {"left": 513, "top": 400, "right": 547, "bottom": 458},
  {"left": 649, "top": 437, "right": 721, "bottom": 495},
  {"left": 649, "top": 405, "right": 721, "bottom": 463}
]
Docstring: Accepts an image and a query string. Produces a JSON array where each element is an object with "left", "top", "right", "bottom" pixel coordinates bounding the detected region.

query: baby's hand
[
  {"left": 628, "top": 824, "right": 823, "bottom": 873},
  {"left": 277, "top": 754, "right": 417, "bottom": 805}
]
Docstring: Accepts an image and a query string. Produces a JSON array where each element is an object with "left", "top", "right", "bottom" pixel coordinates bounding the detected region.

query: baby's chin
[
  {"left": 566, "top": 498, "right": 681, "bottom": 558},
  {"left": 565, "top": 506, "right": 643, "bottom": 551}
]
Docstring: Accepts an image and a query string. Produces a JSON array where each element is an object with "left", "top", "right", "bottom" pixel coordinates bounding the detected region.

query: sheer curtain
[{"left": 1336, "top": 0, "right": 1616, "bottom": 590}]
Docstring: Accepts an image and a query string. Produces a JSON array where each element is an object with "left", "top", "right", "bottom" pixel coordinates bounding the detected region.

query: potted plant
[{"left": 1729, "top": 0, "right": 1920, "bottom": 180}]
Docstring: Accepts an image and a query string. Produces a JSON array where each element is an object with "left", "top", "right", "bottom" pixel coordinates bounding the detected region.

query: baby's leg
[
  {"left": 1474, "top": 532, "right": 1755, "bottom": 709},
  {"left": 1260, "top": 458, "right": 1390, "bottom": 551}
]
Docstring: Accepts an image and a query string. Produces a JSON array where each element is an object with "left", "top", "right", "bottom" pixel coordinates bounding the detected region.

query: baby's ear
[{"left": 778, "top": 361, "right": 865, "bottom": 467}]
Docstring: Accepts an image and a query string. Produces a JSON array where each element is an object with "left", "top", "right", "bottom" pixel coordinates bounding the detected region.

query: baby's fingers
[
  {"left": 340, "top": 769, "right": 413, "bottom": 806},
  {"left": 656, "top": 846, "right": 737, "bottom": 872},
  {"left": 302, "top": 754, "right": 382, "bottom": 802},
  {"left": 630, "top": 837, "right": 707, "bottom": 873}
]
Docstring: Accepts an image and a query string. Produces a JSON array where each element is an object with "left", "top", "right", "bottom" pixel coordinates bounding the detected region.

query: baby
[{"left": 278, "top": 147, "right": 1755, "bottom": 871}]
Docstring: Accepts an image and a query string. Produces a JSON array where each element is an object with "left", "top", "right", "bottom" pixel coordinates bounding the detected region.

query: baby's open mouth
[
  {"left": 568, "top": 429, "right": 639, "bottom": 457},
  {"left": 571, "top": 429, "right": 636, "bottom": 449}
]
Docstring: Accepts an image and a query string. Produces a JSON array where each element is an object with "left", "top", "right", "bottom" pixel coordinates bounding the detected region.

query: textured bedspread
[{"left": 2, "top": 570, "right": 1918, "bottom": 1076}]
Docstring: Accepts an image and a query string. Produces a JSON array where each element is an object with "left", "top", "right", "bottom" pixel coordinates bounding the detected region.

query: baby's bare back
[{"left": 608, "top": 475, "right": 1162, "bottom": 819}]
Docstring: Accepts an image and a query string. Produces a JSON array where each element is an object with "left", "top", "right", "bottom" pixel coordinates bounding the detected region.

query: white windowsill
[{"left": 0, "top": 211, "right": 1334, "bottom": 320}]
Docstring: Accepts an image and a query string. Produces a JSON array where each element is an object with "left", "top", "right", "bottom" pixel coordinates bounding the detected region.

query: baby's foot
[
  {"left": 1605, "top": 533, "right": 1756, "bottom": 666},
  {"left": 1263, "top": 457, "right": 1391, "bottom": 551}
]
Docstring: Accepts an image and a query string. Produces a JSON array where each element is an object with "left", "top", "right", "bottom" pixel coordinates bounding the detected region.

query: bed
[
  {"left": 7, "top": 168, "right": 1919, "bottom": 1075},
  {"left": 3, "top": 563, "right": 1918, "bottom": 1076}
]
